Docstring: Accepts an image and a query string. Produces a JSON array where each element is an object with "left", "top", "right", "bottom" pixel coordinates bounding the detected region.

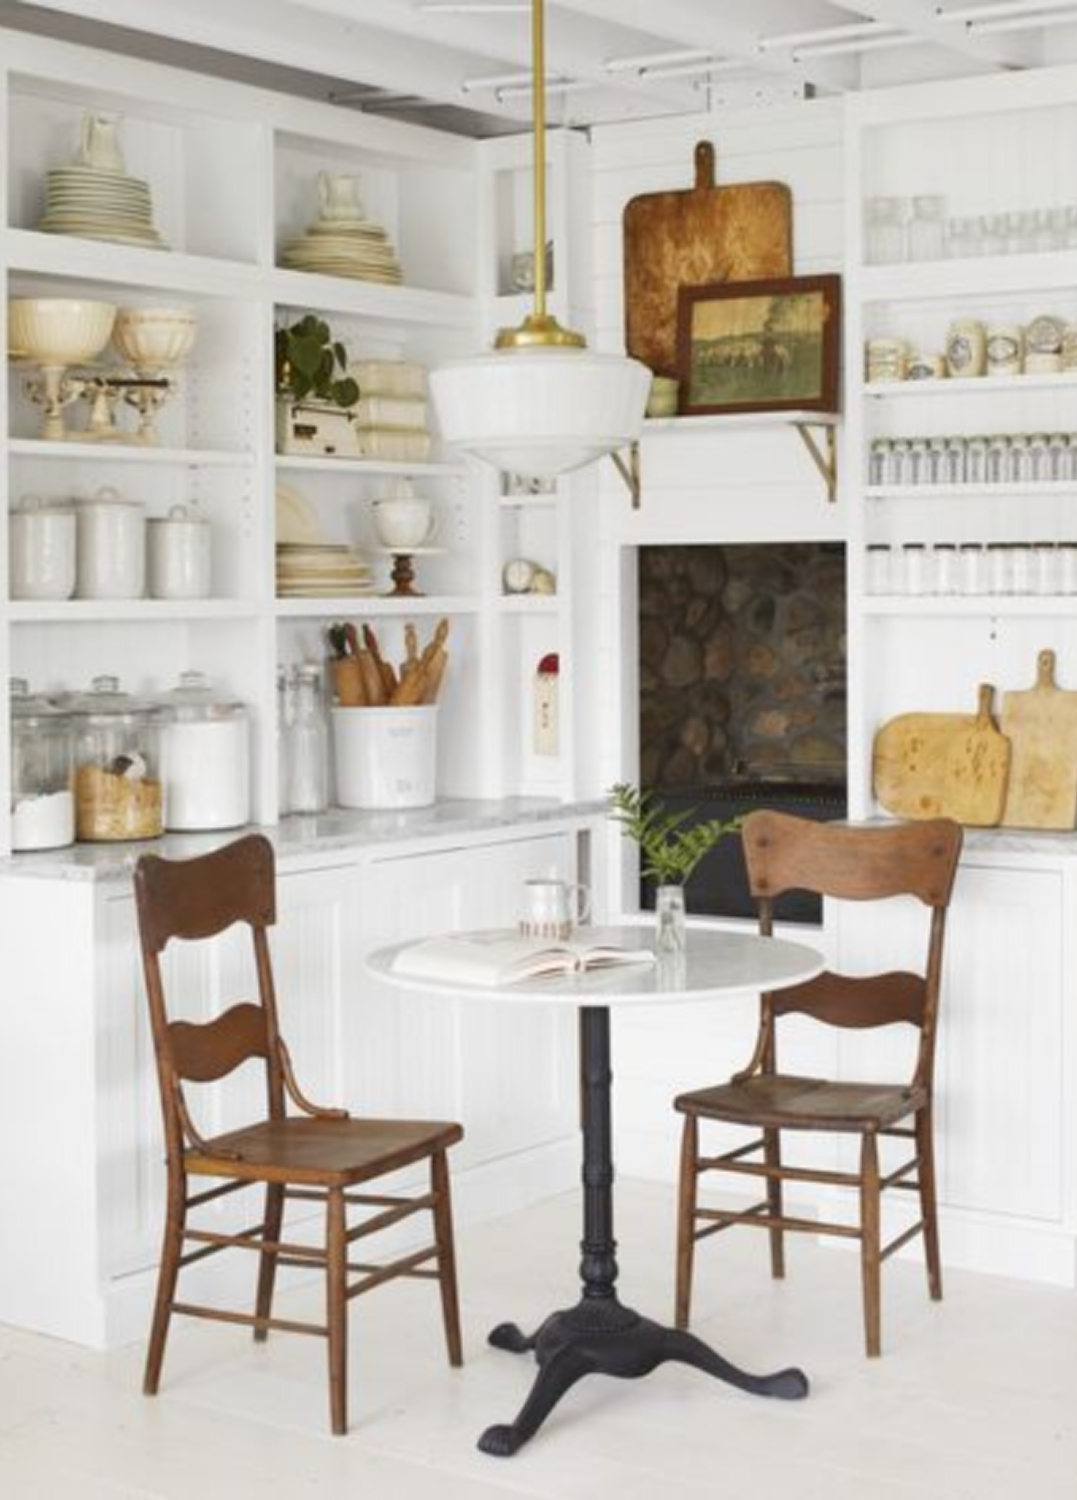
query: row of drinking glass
[
  {"left": 864, "top": 196, "right": 1077, "bottom": 265},
  {"left": 868, "top": 432, "right": 1077, "bottom": 489},
  {"left": 866, "top": 541, "right": 1077, "bottom": 597}
]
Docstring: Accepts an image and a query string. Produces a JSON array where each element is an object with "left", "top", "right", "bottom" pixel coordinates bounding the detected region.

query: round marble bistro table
[{"left": 367, "top": 926, "right": 824, "bottom": 1457}]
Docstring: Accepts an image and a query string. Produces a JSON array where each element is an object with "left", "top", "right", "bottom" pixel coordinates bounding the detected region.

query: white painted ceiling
[{"left": 3, "top": 1, "right": 1077, "bottom": 134}]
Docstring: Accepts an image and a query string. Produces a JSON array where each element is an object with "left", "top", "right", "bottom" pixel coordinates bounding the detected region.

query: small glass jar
[
  {"left": 927, "top": 437, "right": 949, "bottom": 485},
  {"left": 1008, "top": 542, "right": 1033, "bottom": 594},
  {"left": 1067, "top": 435, "right": 1077, "bottom": 481},
  {"left": 864, "top": 197, "right": 906, "bottom": 264},
  {"left": 966, "top": 436, "right": 989, "bottom": 485},
  {"left": 69, "top": 675, "right": 167, "bottom": 841},
  {"left": 287, "top": 664, "right": 329, "bottom": 814},
  {"left": 1007, "top": 436, "right": 1031, "bottom": 484},
  {"left": 987, "top": 436, "right": 1011, "bottom": 485},
  {"left": 1032, "top": 542, "right": 1060, "bottom": 595},
  {"left": 958, "top": 542, "right": 987, "bottom": 595},
  {"left": 868, "top": 438, "right": 891, "bottom": 488},
  {"left": 931, "top": 543, "right": 958, "bottom": 594},
  {"left": 865, "top": 544, "right": 893, "bottom": 595},
  {"left": 10, "top": 678, "right": 76, "bottom": 851},
  {"left": 944, "top": 437, "right": 967, "bottom": 485},
  {"left": 987, "top": 542, "right": 1012, "bottom": 595},
  {"left": 1028, "top": 433, "right": 1051, "bottom": 484},
  {"left": 908, "top": 438, "right": 929, "bottom": 486},
  {"left": 1058, "top": 542, "right": 1077, "bottom": 593},
  {"left": 908, "top": 195, "right": 947, "bottom": 261},
  {"left": 887, "top": 439, "right": 912, "bottom": 487},
  {"left": 902, "top": 543, "right": 928, "bottom": 594},
  {"left": 1048, "top": 432, "right": 1071, "bottom": 481}
]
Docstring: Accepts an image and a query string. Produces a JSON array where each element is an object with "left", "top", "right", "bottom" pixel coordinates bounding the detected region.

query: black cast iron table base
[{"left": 477, "top": 1006, "right": 809, "bottom": 1457}]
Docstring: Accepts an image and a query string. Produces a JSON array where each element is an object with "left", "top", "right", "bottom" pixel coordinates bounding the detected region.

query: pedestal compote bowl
[
  {"left": 111, "top": 307, "right": 198, "bottom": 444},
  {"left": 9, "top": 298, "right": 117, "bottom": 440}
]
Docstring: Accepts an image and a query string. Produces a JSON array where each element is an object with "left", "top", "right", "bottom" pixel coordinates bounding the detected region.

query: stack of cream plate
[
  {"left": 280, "top": 217, "right": 403, "bottom": 284},
  {"left": 39, "top": 165, "right": 167, "bottom": 249},
  {"left": 276, "top": 542, "right": 374, "bottom": 598}
]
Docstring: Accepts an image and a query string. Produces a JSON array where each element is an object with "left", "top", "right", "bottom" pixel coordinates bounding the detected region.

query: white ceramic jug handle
[
  {"left": 570, "top": 883, "right": 591, "bottom": 924},
  {"left": 79, "top": 112, "right": 94, "bottom": 166}
]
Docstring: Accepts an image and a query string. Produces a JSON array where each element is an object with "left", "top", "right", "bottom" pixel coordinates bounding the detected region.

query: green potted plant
[
  {"left": 275, "top": 314, "right": 361, "bottom": 458},
  {"left": 608, "top": 782, "right": 740, "bottom": 952}
]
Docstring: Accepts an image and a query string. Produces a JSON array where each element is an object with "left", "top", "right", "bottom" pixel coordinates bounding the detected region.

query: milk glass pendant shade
[{"left": 429, "top": 0, "right": 650, "bottom": 480}]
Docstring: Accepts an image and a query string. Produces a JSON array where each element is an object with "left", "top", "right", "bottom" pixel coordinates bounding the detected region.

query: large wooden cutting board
[
  {"left": 1000, "top": 649, "right": 1077, "bottom": 829},
  {"left": 873, "top": 684, "right": 1010, "bottom": 826},
  {"left": 623, "top": 141, "right": 793, "bottom": 379}
]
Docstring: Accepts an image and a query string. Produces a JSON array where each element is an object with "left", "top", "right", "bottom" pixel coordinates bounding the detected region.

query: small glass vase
[{"left": 654, "top": 883, "right": 686, "bottom": 955}]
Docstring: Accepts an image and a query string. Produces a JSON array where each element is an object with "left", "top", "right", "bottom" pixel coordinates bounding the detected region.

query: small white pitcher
[
  {"left": 317, "top": 171, "right": 363, "bottom": 223},
  {"left": 78, "top": 113, "right": 125, "bottom": 174}
]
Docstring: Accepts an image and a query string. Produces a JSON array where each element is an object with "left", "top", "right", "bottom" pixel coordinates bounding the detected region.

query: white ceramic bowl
[
  {"left": 8, "top": 298, "right": 117, "bottom": 366},
  {"left": 112, "top": 307, "right": 197, "bottom": 369}
]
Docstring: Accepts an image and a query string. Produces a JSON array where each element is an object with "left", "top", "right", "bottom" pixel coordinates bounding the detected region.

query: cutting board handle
[
  {"left": 694, "top": 140, "right": 716, "bottom": 191},
  {"left": 976, "top": 682, "right": 997, "bottom": 725},
  {"left": 1036, "top": 648, "right": 1058, "bottom": 689}
]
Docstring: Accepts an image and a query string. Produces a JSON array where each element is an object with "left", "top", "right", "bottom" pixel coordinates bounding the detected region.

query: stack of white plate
[
  {"left": 280, "top": 217, "right": 403, "bottom": 284},
  {"left": 276, "top": 542, "right": 374, "bottom": 598},
  {"left": 39, "top": 165, "right": 167, "bottom": 249}
]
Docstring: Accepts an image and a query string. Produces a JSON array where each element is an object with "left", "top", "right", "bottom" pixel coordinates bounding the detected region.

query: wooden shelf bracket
[
  {"left": 794, "top": 421, "right": 838, "bottom": 503},
  {"left": 610, "top": 441, "right": 641, "bottom": 509}
]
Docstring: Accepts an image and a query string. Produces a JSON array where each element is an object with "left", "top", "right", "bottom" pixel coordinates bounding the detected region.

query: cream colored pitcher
[
  {"left": 317, "top": 171, "right": 363, "bottom": 222},
  {"left": 78, "top": 113, "right": 125, "bottom": 173}
]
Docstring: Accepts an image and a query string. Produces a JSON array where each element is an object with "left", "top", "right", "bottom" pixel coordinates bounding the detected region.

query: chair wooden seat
[
  {"left": 676, "top": 1075, "right": 925, "bottom": 1133},
  {"left": 674, "top": 810, "right": 963, "bottom": 1358},
  {"left": 134, "top": 833, "right": 464, "bottom": 1436},
  {"left": 189, "top": 1116, "right": 464, "bottom": 1186}
]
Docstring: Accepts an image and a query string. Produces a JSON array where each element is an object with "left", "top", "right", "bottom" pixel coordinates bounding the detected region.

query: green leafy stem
[{"left": 608, "top": 782, "right": 741, "bottom": 889}]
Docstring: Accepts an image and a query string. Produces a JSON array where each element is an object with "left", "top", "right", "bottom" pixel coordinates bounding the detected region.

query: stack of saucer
[
  {"left": 280, "top": 218, "right": 403, "bottom": 285},
  {"left": 39, "top": 165, "right": 167, "bottom": 249},
  {"left": 276, "top": 542, "right": 374, "bottom": 598}
]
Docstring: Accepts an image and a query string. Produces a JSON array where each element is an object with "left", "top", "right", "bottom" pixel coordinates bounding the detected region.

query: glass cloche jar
[
  {"left": 69, "top": 675, "right": 167, "bottom": 841},
  {"left": 10, "top": 678, "right": 76, "bottom": 851},
  {"left": 159, "top": 671, "right": 250, "bottom": 831}
]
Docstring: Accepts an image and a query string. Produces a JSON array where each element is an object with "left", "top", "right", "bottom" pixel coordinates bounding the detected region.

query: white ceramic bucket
[{"left": 331, "top": 705, "right": 437, "bottom": 809}]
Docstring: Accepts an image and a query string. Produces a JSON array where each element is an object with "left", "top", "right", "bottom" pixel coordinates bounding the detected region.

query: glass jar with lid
[
  {"left": 159, "top": 671, "right": 250, "bottom": 831},
  {"left": 908, "top": 195, "right": 947, "bottom": 262},
  {"left": 10, "top": 678, "right": 76, "bottom": 851},
  {"left": 69, "top": 675, "right": 167, "bottom": 841},
  {"left": 931, "top": 543, "right": 958, "bottom": 594}
]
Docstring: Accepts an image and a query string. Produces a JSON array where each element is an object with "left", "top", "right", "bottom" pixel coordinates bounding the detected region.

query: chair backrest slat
[
  {"left": 135, "top": 834, "right": 276, "bottom": 954},
  {"left": 168, "top": 1002, "right": 271, "bottom": 1083},
  {"left": 770, "top": 970, "right": 927, "bottom": 1028}
]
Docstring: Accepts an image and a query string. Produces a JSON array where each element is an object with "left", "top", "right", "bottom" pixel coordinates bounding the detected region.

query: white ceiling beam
[{"left": 836, "top": 0, "right": 1039, "bottom": 67}]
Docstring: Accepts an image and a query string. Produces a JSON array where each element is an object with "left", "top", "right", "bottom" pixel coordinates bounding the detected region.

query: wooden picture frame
[{"left": 675, "top": 274, "right": 841, "bottom": 417}]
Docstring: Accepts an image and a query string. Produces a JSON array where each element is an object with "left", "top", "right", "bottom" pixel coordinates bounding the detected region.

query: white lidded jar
[
  {"left": 76, "top": 485, "right": 145, "bottom": 599},
  {"left": 9, "top": 495, "right": 77, "bottom": 601},
  {"left": 10, "top": 678, "right": 76, "bottom": 851},
  {"left": 160, "top": 671, "right": 250, "bottom": 830},
  {"left": 69, "top": 675, "right": 166, "bottom": 841},
  {"left": 147, "top": 504, "right": 212, "bottom": 600}
]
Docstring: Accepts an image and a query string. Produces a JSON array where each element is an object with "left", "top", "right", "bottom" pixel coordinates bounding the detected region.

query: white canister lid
[
  {"left": 160, "top": 670, "right": 246, "bottom": 722},
  {"left": 13, "top": 493, "right": 75, "bottom": 515},
  {"left": 148, "top": 503, "right": 209, "bottom": 528},
  {"left": 78, "top": 484, "right": 144, "bottom": 513}
]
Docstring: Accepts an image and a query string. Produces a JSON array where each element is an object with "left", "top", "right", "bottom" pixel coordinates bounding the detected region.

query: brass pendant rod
[{"left": 532, "top": 0, "right": 547, "bottom": 322}]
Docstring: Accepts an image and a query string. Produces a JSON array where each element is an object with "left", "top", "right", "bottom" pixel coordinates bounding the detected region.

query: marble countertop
[{"left": 0, "top": 797, "right": 607, "bottom": 884}]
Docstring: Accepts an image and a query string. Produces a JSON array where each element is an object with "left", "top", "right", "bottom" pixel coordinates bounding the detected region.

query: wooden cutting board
[
  {"left": 623, "top": 141, "right": 793, "bottom": 380},
  {"left": 873, "top": 684, "right": 1010, "bottom": 826},
  {"left": 1000, "top": 649, "right": 1077, "bottom": 829}
]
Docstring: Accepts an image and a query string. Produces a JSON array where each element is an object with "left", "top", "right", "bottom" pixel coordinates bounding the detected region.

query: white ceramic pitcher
[
  {"left": 317, "top": 171, "right": 363, "bottom": 223},
  {"left": 78, "top": 113, "right": 125, "bottom": 174}
]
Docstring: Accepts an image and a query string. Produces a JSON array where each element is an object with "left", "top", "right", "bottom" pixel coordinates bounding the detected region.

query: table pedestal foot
[{"left": 479, "top": 1297, "right": 807, "bottom": 1456}]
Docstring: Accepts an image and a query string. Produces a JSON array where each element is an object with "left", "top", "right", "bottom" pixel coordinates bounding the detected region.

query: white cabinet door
[
  {"left": 832, "top": 861, "right": 1065, "bottom": 1224},
  {"left": 351, "top": 832, "right": 578, "bottom": 1171}
]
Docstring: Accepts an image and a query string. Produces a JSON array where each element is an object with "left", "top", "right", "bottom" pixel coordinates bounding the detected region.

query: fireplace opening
[{"left": 638, "top": 542, "right": 847, "bottom": 925}]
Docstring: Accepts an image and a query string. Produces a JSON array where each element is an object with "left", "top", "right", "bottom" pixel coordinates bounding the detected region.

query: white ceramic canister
[
  {"left": 945, "top": 319, "right": 987, "bottom": 378},
  {"left": 9, "top": 495, "right": 76, "bottom": 601},
  {"left": 160, "top": 672, "right": 250, "bottom": 830},
  {"left": 147, "top": 504, "right": 212, "bottom": 600},
  {"left": 76, "top": 485, "right": 145, "bottom": 599}
]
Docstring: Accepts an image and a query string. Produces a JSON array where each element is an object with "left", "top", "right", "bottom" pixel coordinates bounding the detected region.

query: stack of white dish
[
  {"left": 280, "top": 221, "right": 403, "bottom": 283},
  {"left": 276, "top": 542, "right": 373, "bottom": 598},
  {"left": 39, "top": 166, "right": 167, "bottom": 249}
]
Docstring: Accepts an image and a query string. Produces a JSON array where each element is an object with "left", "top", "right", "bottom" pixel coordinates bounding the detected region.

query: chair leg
[
  {"left": 253, "top": 1182, "right": 286, "bottom": 1343},
  {"left": 763, "top": 1128, "right": 785, "bottom": 1280},
  {"left": 859, "top": 1131, "right": 882, "bottom": 1358},
  {"left": 326, "top": 1186, "right": 348, "bottom": 1436},
  {"left": 144, "top": 1176, "right": 187, "bottom": 1396},
  {"left": 674, "top": 1113, "right": 699, "bottom": 1331},
  {"left": 431, "top": 1150, "right": 463, "bottom": 1367},
  {"left": 915, "top": 1106, "right": 943, "bottom": 1302}
]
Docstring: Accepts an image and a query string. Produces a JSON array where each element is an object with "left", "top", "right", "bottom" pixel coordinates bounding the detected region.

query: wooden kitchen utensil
[
  {"left": 872, "top": 683, "right": 1010, "bottom": 825},
  {"left": 1000, "top": 648, "right": 1077, "bottom": 829},
  {"left": 623, "top": 140, "right": 793, "bottom": 379}
]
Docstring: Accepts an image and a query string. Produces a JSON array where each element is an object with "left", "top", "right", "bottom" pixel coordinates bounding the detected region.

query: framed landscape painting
[{"left": 676, "top": 274, "right": 841, "bottom": 417}]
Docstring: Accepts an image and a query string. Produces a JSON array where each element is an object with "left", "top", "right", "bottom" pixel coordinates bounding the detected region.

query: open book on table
[{"left": 390, "top": 930, "right": 656, "bottom": 988}]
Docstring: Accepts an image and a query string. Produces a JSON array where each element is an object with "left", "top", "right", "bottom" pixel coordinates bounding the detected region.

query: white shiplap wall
[{"left": 576, "top": 98, "right": 849, "bottom": 1183}]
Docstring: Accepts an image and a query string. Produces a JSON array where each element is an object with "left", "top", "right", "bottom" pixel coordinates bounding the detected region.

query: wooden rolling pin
[
  {"left": 363, "top": 624, "right": 398, "bottom": 698},
  {"left": 391, "top": 619, "right": 450, "bottom": 705}
]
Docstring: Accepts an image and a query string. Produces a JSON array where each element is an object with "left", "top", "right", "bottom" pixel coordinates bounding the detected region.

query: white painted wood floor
[{"left": 2, "top": 1180, "right": 1077, "bottom": 1499}]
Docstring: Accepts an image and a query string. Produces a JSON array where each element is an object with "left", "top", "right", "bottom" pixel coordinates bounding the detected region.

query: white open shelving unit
[{"left": 0, "top": 31, "right": 596, "bottom": 855}]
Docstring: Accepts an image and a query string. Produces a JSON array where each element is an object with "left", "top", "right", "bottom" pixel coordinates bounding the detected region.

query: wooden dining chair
[
  {"left": 674, "top": 811, "right": 963, "bottom": 1357},
  {"left": 134, "top": 833, "right": 463, "bottom": 1435}
]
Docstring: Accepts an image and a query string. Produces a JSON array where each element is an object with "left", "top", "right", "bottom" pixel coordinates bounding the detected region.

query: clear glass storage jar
[
  {"left": 159, "top": 671, "right": 250, "bottom": 831},
  {"left": 10, "top": 678, "right": 75, "bottom": 851},
  {"left": 908, "top": 195, "right": 947, "bottom": 261},
  {"left": 69, "top": 675, "right": 166, "bottom": 841}
]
